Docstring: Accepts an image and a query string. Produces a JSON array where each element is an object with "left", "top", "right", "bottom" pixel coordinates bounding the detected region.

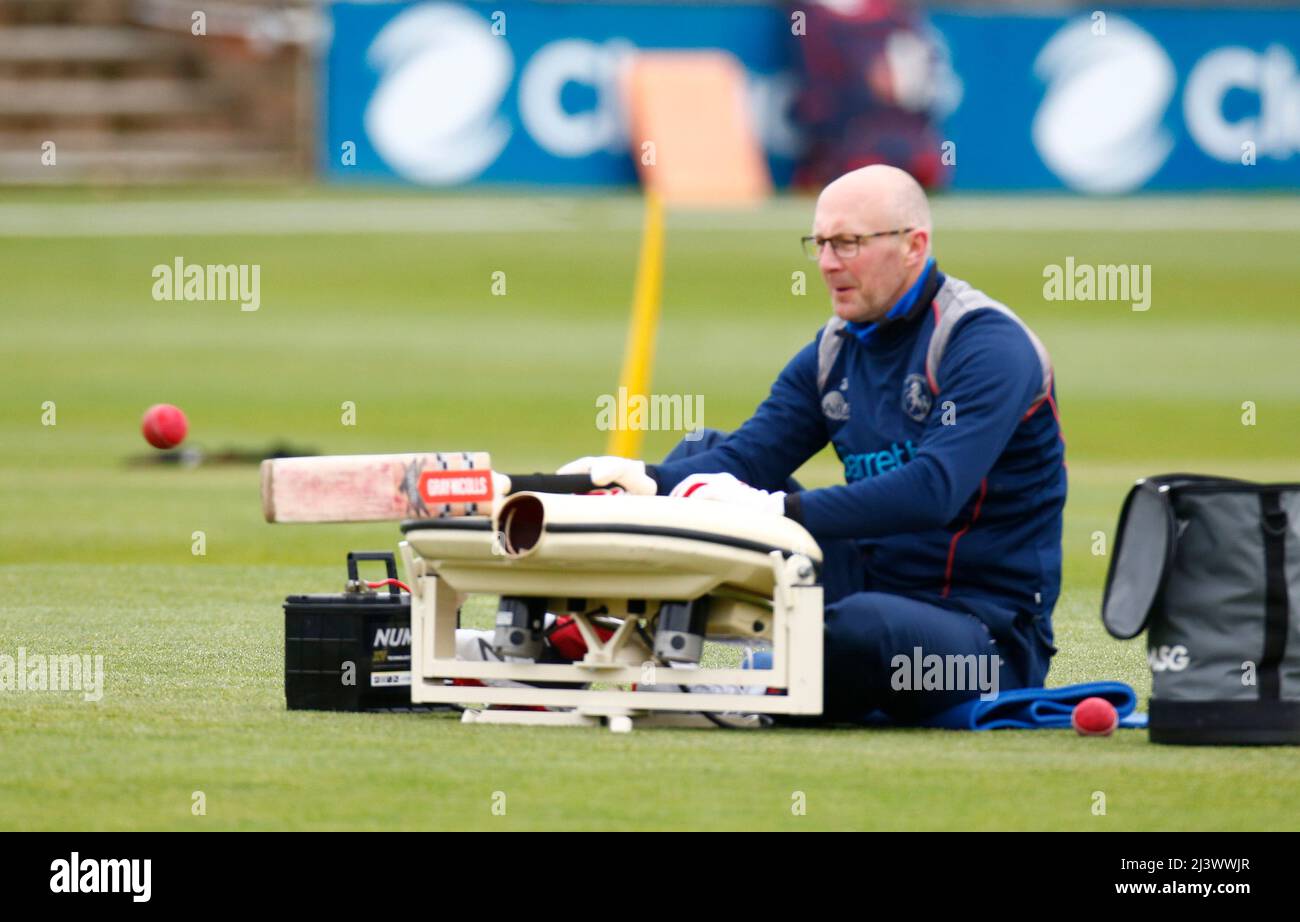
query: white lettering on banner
[
  {"left": 1184, "top": 44, "right": 1300, "bottom": 163},
  {"left": 748, "top": 71, "right": 803, "bottom": 159},
  {"left": 519, "top": 38, "right": 633, "bottom": 157},
  {"left": 510, "top": 35, "right": 808, "bottom": 162},
  {"left": 364, "top": 3, "right": 513, "bottom": 184}
]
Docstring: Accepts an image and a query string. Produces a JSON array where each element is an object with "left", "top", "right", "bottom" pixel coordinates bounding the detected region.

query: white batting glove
[
  {"left": 556, "top": 455, "right": 657, "bottom": 496},
  {"left": 670, "top": 472, "right": 786, "bottom": 516}
]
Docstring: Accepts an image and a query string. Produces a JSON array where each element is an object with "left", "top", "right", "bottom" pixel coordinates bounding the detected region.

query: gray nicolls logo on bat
[{"left": 399, "top": 458, "right": 430, "bottom": 517}]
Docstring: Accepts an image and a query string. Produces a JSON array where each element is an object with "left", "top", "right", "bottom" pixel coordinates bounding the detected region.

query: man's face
[{"left": 812, "top": 195, "right": 923, "bottom": 325}]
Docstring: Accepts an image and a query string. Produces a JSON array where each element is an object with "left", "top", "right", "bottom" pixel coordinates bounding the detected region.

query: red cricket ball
[
  {"left": 1072, "top": 696, "right": 1119, "bottom": 737},
  {"left": 141, "top": 403, "right": 189, "bottom": 450}
]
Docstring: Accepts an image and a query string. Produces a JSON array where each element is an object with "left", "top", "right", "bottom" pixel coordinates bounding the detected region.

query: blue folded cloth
[
  {"left": 919, "top": 681, "right": 1146, "bottom": 730},
  {"left": 743, "top": 652, "right": 1145, "bottom": 729}
]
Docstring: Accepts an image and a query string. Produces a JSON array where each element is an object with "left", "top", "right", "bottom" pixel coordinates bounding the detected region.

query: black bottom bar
[{"left": 1150, "top": 698, "right": 1300, "bottom": 745}]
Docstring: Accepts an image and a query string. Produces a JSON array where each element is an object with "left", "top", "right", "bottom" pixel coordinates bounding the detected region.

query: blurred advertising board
[
  {"left": 323, "top": 1, "right": 800, "bottom": 186},
  {"left": 322, "top": 2, "right": 1300, "bottom": 192}
]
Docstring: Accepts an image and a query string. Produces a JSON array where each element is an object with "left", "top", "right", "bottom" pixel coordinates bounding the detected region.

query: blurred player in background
[{"left": 790, "top": 0, "right": 958, "bottom": 190}]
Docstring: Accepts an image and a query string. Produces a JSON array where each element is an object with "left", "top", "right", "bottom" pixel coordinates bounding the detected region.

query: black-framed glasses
[{"left": 801, "top": 228, "right": 914, "bottom": 260}]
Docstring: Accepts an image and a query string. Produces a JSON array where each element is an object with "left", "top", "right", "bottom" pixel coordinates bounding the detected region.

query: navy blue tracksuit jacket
[{"left": 649, "top": 263, "right": 1067, "bottom": 718}]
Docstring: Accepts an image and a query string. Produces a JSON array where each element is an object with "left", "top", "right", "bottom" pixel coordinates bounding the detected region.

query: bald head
[
  {"left": 811, "top": 166, "right": 934, "bottom": 324},
  {"left": 816, "top": 165, "right": 932, "bottom": 255}
]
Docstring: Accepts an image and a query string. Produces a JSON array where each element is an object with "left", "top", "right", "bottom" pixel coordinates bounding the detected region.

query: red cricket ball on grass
[
  {"left": 1071, "top": 696, "right": 1119, "bottom": 737},
  {"left": 141, "top": 403, "right": 189, "bottom": 450}
]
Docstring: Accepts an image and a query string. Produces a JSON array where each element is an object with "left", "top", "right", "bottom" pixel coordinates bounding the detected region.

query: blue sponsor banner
[
  {"left": 324, "top": 0, "right": 798, "bottom": 186},
  {"left": 934, "top": 9, "right": 1300, "bottom": 191},
  {"left": 323, "top": 2, "right": 1300, "bottom": 192}
]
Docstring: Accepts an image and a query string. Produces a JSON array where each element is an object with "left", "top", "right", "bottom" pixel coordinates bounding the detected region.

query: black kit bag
[{"left": 1102, "top": 474, "right": 1300, "bottom": 744}]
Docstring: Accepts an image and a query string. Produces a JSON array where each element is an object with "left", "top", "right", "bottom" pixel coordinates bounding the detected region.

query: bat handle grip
[{"left": 504, "top": 473, "right": 598, "bottom": 495}]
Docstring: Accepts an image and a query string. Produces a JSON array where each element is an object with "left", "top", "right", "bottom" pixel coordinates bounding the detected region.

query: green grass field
[{"left": 2, "top": 188, "right": 1299, "bottom": 830}]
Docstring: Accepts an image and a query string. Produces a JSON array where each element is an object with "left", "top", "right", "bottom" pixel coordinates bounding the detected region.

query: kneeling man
[{"left": 561, "top": 165, "right": 1067, "bottom": 723}]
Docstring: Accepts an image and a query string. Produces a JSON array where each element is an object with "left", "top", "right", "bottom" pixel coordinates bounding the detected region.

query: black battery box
[{"left": 284, "top": 551, "right": 431, "bottom": 712}]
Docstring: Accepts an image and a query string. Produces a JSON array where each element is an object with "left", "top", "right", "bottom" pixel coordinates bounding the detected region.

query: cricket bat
[{"left": 260, "top": 452, "right": 596, "bottom": 523}]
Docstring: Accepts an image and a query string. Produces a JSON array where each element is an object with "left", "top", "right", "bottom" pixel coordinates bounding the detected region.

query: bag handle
[
  {"left": 1101, "top": 478, "right": 1178, "bottom": 639},
  {"left": 346, "top": 551, "right": 400, "bottom": 597},
  {"left": 1259, "top": 492, "right": 1290, "bottom": 699}
]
